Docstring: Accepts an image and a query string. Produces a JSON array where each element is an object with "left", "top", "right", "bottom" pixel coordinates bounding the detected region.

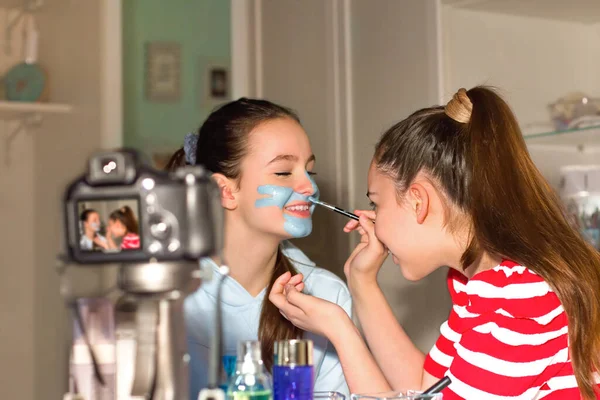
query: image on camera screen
[{"left": 77, "top": 199, "right": 142, "bottom": 252}]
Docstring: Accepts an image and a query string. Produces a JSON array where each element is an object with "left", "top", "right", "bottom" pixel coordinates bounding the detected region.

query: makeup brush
[{"left": 308, "top": 197, "right": 359, "bottom": 221}]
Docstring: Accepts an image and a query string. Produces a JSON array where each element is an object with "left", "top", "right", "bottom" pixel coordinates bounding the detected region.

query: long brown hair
[
  {"left": 374, "top": 86, "right": 600, "bottom": 398},
  {"left": 109, "top": 206, "right": 139, "bottom": 235},
  {"left": 166, "top": 98, "right": 303, "bottom": 370}
]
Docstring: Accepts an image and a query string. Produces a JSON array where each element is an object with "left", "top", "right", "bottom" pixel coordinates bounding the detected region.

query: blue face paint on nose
[
  {"left": 307, "top": 172, "right": 319, "bottom": 211},
  {"left": 255, "top": 171, "right": 320, "bottom": 238}
]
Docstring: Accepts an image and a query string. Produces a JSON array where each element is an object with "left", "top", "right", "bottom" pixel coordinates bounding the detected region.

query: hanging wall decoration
[
  {"left": 145, "top": 42, "right": 181, "bottom": 103},
  {"left": 199, "top": 57, "right": 230, "bottom": 108}
]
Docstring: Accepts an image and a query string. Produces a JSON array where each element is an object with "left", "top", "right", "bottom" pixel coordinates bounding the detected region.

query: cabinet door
[
  {"left": 260, "top": 0, "right": 352, "bottom": 277},
  {"left": 259, "top": 0, "right": 451, "bottom": 352},
  {"left": 350, "top": 0, "right": 450, "bottom": 352}
]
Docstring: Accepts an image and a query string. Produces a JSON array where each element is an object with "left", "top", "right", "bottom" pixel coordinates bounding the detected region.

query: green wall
[{"left": 122, "top": 0, "right": 231, "bottom": 153}]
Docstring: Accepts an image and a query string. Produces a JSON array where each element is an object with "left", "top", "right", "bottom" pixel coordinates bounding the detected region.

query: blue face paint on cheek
[
  {"left": 255, "top": 185, "right": 294, "bottom": 209},
  {"left": 255, "top": 174, "right": 318, "bottom": 239},
  {"left": 282, "top": 214, "right": 312, "bottom": 238}
]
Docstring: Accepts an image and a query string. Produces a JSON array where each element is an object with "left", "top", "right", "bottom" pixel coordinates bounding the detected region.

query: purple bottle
[{"left": 273, "top": 339, "right": 314, "bottom": 400}]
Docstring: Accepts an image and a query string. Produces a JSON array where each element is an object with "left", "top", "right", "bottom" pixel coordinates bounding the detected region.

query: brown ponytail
[
  {"left": 259, "top": 247, "right": 303, "bottom": 371},
  {"left": 165, "top": 148, "right": 187, "bottom": 172},
  {"left": 375, "top": 86, "right": 600, "bottom": 399},
  {"left": 461, "top": 87, "right": 600, "bottom": 399}
]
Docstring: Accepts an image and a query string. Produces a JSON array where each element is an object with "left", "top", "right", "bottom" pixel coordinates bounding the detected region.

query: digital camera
[{"left": 63, "top": 149, "right": 223, "bottom": 264}]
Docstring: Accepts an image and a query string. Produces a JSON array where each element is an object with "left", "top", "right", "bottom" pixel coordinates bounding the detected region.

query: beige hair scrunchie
[{"left": 445, "top": 88, "right": 473, "bottom": 123}]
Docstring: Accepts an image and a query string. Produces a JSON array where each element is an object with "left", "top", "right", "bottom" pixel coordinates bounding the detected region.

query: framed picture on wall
[
  {"left": 199, "top": 57, "right": 231, "bottom": 108},
  {"left": 145, "top": 42, "right": 181, "bottom": 102}
]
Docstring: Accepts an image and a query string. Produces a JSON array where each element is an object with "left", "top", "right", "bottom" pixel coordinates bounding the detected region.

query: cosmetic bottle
[
  {"left": 273, "top": 339, "right": 314, "bottom": 400},
  {"left": 227, "top": 340, "right": 272, "bottom": 400}
]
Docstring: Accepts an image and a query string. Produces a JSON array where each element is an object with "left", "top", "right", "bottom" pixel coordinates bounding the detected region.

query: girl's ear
[
  {"left": 212, "top": 173, "right": 238, "bottom": 210},
  {"left": 408, "top": 182, "right": 430, "bottom": 224}
]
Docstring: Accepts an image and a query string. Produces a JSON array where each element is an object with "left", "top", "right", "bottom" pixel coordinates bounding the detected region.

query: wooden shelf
[{"left": 0, "top": 100, "right": 72, "bottom": 120}]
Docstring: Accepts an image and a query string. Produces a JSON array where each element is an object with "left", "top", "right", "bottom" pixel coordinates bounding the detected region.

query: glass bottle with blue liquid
[
  {"left": 227, "top": 341, "right": 273, "bottom": 400},
  {"left": 220, "top": 353, "right": 238, "bottom": 391},
  {"left": 273, "top": 339, "right": 314, "bottom": 400}
]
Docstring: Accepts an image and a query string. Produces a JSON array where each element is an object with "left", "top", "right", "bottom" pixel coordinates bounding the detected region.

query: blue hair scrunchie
[{"left": 183, "top": 132, "right": 199, "bottom": 165}]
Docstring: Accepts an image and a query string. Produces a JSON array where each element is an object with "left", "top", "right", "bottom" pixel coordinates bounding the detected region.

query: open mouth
[{"left": 284, "top": 202, "right": 311, "bottom": 217}]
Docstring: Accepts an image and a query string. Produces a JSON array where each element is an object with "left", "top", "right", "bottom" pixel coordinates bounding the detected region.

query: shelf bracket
[{"left": 3, "top": 112, "right": 42, "bottom": 167}]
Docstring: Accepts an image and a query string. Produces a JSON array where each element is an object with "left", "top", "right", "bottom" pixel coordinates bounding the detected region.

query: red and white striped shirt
[
  {"left": 121, "top": 233, "right": 140, "bottom": 250},
  {"left": 424, "top": 260, "right": 597, "bottom": 399}
]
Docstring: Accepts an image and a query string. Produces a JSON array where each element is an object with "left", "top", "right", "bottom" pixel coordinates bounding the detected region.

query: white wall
[
  {"left": 443, "top": 7, "right": 600, "bottom": 126},
  {"left": 442, "top": 7, "right": 600, "bottom": 187},
  {"left": 35, "top": 3, "right": 105, "bottom": 398},
  {"left": 592, "top": 24, "right": 600, "bottom": 92},
  {"left": 0, "top": 1, "right": 106, "bottom": 399},
  {"left": 0, "top": 8, "right": 35, "bottom": 399}
]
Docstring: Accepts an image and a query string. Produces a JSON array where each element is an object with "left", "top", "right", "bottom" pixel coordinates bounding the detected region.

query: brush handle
[
  {"left": 311, "top": 199, "right": 360, "bottom": 221},
  {"left": 421, "top": 376, "right": 451, "bottom": 395},
  {"left": 331, "top": 207, "right": 359, "bottom": 221}
]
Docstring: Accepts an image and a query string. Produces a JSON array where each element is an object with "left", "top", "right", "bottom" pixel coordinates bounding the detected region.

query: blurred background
[{"left": 1, "top": 0, "right": 599, "bottom": 398}]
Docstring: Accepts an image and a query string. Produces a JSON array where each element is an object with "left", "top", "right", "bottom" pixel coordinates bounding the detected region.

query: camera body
[{"left": 63, "top": 149, "right": 223, "bottom": 264}]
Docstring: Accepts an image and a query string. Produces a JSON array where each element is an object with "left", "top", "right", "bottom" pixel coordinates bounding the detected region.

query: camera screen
[{"left": 77, "top": 199, "right": 142, "bottom": 252}]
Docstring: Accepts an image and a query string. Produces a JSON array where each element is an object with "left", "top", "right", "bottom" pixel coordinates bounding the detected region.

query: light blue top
[
  {"left": 185, "top": 241, "right": 351, "bottom": 400},
  {"left": 79, "top": 234, "right": 106, "bottom": 250}
]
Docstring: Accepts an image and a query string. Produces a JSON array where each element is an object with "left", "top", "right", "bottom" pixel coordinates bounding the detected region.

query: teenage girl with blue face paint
[
  {"left": 79, "top": 209, "right": 108, "bottom": 250},
  {"left": 166, "top": 98, "right": 351, "bottom": 400}
]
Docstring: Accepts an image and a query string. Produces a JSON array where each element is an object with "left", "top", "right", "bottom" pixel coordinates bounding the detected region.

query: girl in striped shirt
[
  {"left": 270, "top": 86, "right": 600, "bottom": 399},
  {"left": 107, "top": 206, "right": 140, "bottom": 250}
]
